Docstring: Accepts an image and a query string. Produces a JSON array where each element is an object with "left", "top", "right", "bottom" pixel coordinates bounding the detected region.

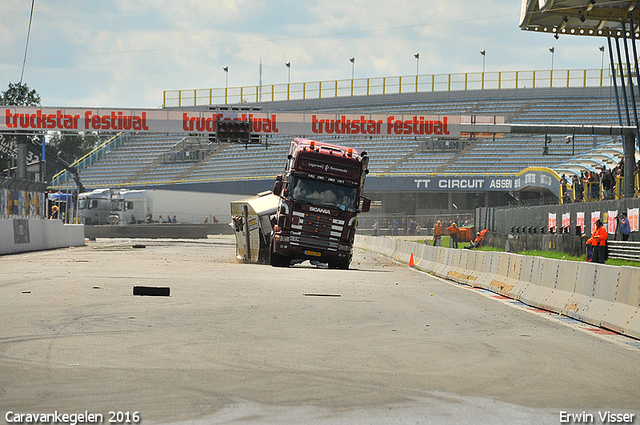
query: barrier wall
[
  {"left": 355, "top": 235, "right": 640, "bottom": 340},
  {"left": 0, "top": 219, "right": 85, "bottom": 255}
]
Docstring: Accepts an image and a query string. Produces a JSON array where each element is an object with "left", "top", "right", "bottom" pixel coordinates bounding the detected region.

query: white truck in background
[{"left": 78, "top": 188, "right": 243, "bottom": 225}]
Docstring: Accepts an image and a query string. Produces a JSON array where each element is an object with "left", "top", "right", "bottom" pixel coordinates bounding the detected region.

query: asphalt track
[{"left": 0, "top": 236, "right": 639, "bottom": 425}]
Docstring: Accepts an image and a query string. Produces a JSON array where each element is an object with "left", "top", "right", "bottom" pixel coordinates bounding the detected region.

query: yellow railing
[
  {"left": 163, "top": 68, "right": 611, "bottom": 107},
  {"left": 50, "top": 133, "right": 126, "bottom": 187},
  {"left": 565, "top": 177, "right": 638, "bottom": 204}
]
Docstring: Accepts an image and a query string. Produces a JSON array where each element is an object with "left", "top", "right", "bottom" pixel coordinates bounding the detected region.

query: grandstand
[{"left": 50, "top": 84, "right": 632, "bottom": 216}]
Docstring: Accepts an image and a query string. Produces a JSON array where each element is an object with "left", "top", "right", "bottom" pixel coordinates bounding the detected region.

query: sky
[{"left": 0, "top": 0, "right": 610, "bottom": 109}]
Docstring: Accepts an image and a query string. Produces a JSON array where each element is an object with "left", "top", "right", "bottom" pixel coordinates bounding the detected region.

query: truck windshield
[{"left": 288, "top": 175, "right": 359, "bottom": 212}]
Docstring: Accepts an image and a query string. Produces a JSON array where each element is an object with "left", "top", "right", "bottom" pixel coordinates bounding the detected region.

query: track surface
[{"left": 1, "top": 237, "right": 639, "bottom": 424}]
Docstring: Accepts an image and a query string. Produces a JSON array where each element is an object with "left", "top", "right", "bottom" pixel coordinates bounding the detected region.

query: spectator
[
  {"left": 425, "top": 218, "right": 434, "bottom": 236},
  {"left": 409, "top": 219, "right": 417, "bottom": 236},
  {"left": 572, "top": 175, "right": 583, "bottom": 202},
  {"left": 432, "top": 220, "right": 443, "bottom": 246},
  {"left": 372, "top": 219, "right": 379, "bottom": 236},
  {"left": 49, "top": 205, "right": 59, "bottom": 220},
  {"left": 619, "top": 212, "right": 631, "bottom": 241},
  {"left": 172, "top": 215, "right": 178, "bottom": 223},
  {"left": 587, "top": 219, "right": 607, "bottom": 263},
  {"left": 466, "top": 229, "right": 489, "bottom": 249},
  {"left": 601, "top": 168, "right": 614, "bottom": 200},
  {"left": 560, "top": 174, "right": 568, "bottom": 198},
  {"left": 446, "top": 221, "right": 459, "bottom": 248}
]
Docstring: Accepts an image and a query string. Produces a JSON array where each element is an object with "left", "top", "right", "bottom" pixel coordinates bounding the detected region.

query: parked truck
[
  {"left": 78, "top": 188, "right": 116, "bottom": 225},
  {"left": 270, "top": 138, "right": 370, "bottom": 269},
  {"left": 78, "top": 188, "right": 242, "bottom": 225}
]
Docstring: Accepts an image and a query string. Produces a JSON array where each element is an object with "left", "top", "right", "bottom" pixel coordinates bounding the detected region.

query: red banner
[{"left": 1, "top": 107, "right": 465, "bottom": 138}]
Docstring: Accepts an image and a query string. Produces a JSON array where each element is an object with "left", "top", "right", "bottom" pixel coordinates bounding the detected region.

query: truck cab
[
  {"left": 78, "top": 188, "right": 113, "bottom": 225},
  {"left": 271, "top": 138, "right": 370, "bottom": 269},
  {"left": 109, "top": 190, "right": 149, "bottom": 225}
]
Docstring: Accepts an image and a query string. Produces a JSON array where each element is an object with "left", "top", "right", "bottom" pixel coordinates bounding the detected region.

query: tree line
[{"left": 1, "top": 82, "right": 104, "bottom": 175}]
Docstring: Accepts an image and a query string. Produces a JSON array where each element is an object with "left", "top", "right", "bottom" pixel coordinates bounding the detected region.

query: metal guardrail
[
  {"left": 607, "top": 241, "right": 640, "bottom": 261},
  {"left": 163, "top": 68, "right": 610, "bottom": 107}
]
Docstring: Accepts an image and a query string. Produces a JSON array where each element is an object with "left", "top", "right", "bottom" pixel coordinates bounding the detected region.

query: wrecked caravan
[{"left": 230, "top": 191, "right": 279, "bottom": 263}]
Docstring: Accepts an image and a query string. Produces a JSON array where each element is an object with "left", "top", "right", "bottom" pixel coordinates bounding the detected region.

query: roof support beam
[{"left": 461, "top": 123, "right": 637, "bottom": 198}]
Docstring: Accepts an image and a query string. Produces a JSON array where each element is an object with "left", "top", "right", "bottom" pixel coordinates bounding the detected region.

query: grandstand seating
[{"left": 62, "top": 86, "right": 629, "bottom": 191}]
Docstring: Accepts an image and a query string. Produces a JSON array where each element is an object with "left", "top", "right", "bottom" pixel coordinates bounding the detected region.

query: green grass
[
  {"left": 476, "top": 247, "right": 640, "bottom": 267},
  {"left": 416, "top": 236, "right": 464, "bottom": 248},
  {"left": 411, "top": 238, "right": 640, "bottom": 267}
]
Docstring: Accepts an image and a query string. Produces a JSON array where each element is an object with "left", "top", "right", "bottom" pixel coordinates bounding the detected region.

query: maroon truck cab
[{"left": 270, "top": 138, "right": 370, "bottom": 269}]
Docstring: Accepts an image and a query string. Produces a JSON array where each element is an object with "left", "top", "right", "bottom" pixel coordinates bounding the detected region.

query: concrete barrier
[
  {"left": 488, "top": 253, "right": 525, "bottom": 299},
  {"left": 446, "top": 249, "right": 470, "bottom": 285},
  {"left": 84, "top": 224, "right": 208, "bottom": 239},
  {"left": 565, "top": 263, "right": 619, "bottom": 327},
  {"left": 434, "top": 248, "right": 454, "bottom": 279},
  {"left": 1, "top": 219, "right": 85, "bottom": 255},
  {"left": 602, "top": 266, "right": 640, "bottom": 339},
  {"left": 459, "top": 250, "right": 482, "bottom": 287},
  {"left": 355, "top": 235, "right": 640, "bottom": 340},
  {"left": 474, "top": 251, "right": 500, "bottom": 290}
]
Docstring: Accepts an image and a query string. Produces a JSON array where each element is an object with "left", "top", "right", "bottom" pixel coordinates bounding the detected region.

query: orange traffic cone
[{"left": 409, "top": 253, "right": 415, "bottom": 267}]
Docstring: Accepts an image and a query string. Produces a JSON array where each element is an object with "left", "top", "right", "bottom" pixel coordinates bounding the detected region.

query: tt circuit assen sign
[
  {"left": 366, "top": 168, "right": 561, "bottom": 197},
  {"left": 1, "top": 107, "right": 465, "bottom": 138}
]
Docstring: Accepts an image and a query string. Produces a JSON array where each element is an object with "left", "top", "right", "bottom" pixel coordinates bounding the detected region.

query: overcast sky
[{"left": 0, "top": 0, "right": 609, "bottom": 108}]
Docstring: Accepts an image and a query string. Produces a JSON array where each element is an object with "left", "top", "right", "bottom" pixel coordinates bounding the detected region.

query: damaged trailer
[{"left": 230, "top": 191, "right": 279, "bottom": 263}]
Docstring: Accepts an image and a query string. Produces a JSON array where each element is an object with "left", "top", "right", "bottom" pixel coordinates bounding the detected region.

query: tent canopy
[{"left": 520, "top": 0, "right": 640, "bottom": 38}]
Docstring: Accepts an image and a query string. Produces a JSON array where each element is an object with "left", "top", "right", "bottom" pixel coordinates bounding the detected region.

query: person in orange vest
[
  {"left": 49, "top": 205, "right": 59, "bottom": 220},
  {"left": 466, "top": 228, "right": 489, "bottom": 249},
  {"left": 433, "top": 220, "right": 442, "bottom": 246},
  {"left": 586, "top": 219, "right": 608, "bottom": 263},
  {"left": 446, "top": 222, "right": 459, "bottom": 248}
]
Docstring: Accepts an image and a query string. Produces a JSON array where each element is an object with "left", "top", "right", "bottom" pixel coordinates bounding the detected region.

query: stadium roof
[{"left": 520, "top": 0, "right": 640, "bottom": 38}]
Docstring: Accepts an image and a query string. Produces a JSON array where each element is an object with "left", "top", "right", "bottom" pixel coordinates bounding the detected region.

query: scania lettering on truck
[{"left": 270, "top": 138, "right": 370, "bottom": 269}]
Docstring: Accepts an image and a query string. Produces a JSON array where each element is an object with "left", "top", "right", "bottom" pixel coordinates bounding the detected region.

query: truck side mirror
[
  {"left": 273, "top": 175, "right": 283, "bottom": 196},
  {"left": 360, "top": 197, "right": 371, "bottom": 213},
  {"left": 273, "top": 180, "right": 283, "bottom": 196}
]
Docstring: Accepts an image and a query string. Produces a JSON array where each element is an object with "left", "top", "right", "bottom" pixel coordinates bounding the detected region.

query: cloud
[{"left": 0, "top": 0, "right": 612, "bottom": 107}]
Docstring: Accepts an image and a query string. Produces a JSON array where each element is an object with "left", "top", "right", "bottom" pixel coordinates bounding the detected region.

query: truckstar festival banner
[{"left": 2, "top": 107, "right": 463, "bottom": 138}]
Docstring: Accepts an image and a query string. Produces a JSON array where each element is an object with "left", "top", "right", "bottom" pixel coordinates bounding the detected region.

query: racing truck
[{"left": 270, "top": 138, "right": 370, "bottom": 269}]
